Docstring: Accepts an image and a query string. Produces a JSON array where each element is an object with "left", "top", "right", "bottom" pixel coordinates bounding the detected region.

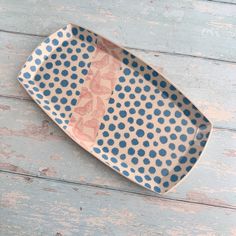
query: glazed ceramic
[{"left": 17, "top": 23, "right": 212, "bottom": 194}]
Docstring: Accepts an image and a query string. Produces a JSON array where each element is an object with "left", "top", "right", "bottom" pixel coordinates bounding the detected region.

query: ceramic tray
[{"left": 17, "top": 24, "right": 212, "bottom": 194}]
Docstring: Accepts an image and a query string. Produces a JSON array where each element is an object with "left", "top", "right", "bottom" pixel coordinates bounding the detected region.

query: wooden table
[{"left": 0, "top": 0, "right": 236, "bottom": 235}]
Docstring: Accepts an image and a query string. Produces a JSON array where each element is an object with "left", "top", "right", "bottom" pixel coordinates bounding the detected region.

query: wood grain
[
  {"left": 1, "top": 0, "right": 236, "bottom": 233},
  {"left": 210, "top": 0, "right": 236, "bottom": 4},
  {"left": 0, "top": 0, "right": 236, "bottom": 61},
  {"left": 1, "top": 97, "right": 236, "bottom": 208},
  {"left": 1, "top": 172, "right": 236, "bottom": 236},
  {"left": 0, "top": 32, "right": 235, "bottom": 129}
]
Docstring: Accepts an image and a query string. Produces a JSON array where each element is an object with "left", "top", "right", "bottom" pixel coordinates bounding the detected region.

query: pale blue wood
[
  {"left": 0, "top": 0, "right": 236, "bottom": 61},
  {"left": 1, "top": 97, "right": 236, "bottom": 208},
  {"left": 0, "top": 0, "right": 236, "bottom": 235},
  {"left": 1, "top": 172, "right": 236, "bottom": 236},
  {"left": 0, "top": 32, "right": 235, "bottom": 129}
]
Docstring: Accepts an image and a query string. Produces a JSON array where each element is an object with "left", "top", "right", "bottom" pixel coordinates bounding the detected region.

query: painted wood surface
[
  {"left": 1, "top": 0, "right": 236, "bottom": 62},
  {"left": 1, "top": 97, "right": 236, "bottom": 208},
  {"left": 1, "top": 172, "right": 236, "bottom": 236},
  {"left": 0, "top": 32, "right": 235, "bottom": 129},
  {"left": 0, "top": 0, "right": 236, "bottom": 235}
]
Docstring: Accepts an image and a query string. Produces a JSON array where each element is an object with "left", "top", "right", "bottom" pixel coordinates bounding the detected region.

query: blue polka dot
[
  {"left": 119, "top": 141, "right": 126, "bottom": 148},
  {"left": 60, "top": 97, "right": 67, "bottom": 104},
  {"left": 54, "top": 105, "right": 60, "bottom": 111},
  {"left": 149, "top": 150, "right": 156, "bottom": 158},
  {"left": 160, "top": 81, "right": 166, "bottom": 88},
  {"left": 56, "top": 88, "right": 62, "bottom": 94},
  {"left": 94, "top": 148, "right": 101, "bottom": 154},
  {"left": 149, "top": 167, "right": 156, "bottom": 174},
  {"left": 158, "top": 118, "right": 164, "bottom": 124},
  {"left": 51, "top": 96, "right": 58, "bottom": 103},
  {"left": 45, "top": 62, "right": 53, "bottom": 69},
  {"left": 159, "top": 149, "right": 166, "bottom": 156},
  {"left": 128, "top": 148, "right": 135, "bottom": 155},
  {"left": 144, "top": 74, "right": 150, "bottom": 81},
  {"left": 145, "top": 102, "right": 152, "bottom": 109},
  {"left": 160, "top": 136, "right": 168, "bottom": 144},
  {"left": 111, "top": 148, "right": 119, "bottom": 155},
  {"left": 43, "top": 90, "right": 50, "bottom": 96},
  {"left": 123, "top": 58, "right": 129, "bottom": 64},
  {"left": 111, "top": 157, "right": 117, "bottom": 163},
  {"left": 124, "top": 68, "right": 131, "bottom": 75},
  {"left": 119, "top": 110, "right": 127, "bottom": 118},
  {"left": 147, "top": 133, "right": 154, "bottom": 139},
  {"left": 35, "top": 93, "right": 43, "bottom": 99},
  {"left": 155, "top": 159, "right": 162, "bottom": 167},
  {"left": 179, "top": 156, "right": 187, "bottom": 164},
  {"left": 187, "top": 127, "right": 195, "bottom": 134},
  {"left": 138, "top": 167, "right": 144, "bottom": 173},
  {"left": 43, "top": 105, "right": 50, "bottom": 111},
  {"left": 136, "top": 119, "right": 143, "bottom": 126},
  {"left": 71, "top": 55, "right": 78, "bottom": 61},
  {"left": 35, "top": 49, "right": 42, "bottom": 55},
  {"left": 189, "top": 148, "right": 197, "bottom": 154},
  {"left": 135, "top": 87, "right": 142, "bottom": 93},
  {"left": 87, "top": 45, "right": 95, "bottom": 52},
  {"left": 52, "top": 39, "right": 59, "bottom": 46},
  {"left": 57, "top": 31, "right": 63, "bottom": 37},
  {"left": 169, "top": 175, "right": 178, "bottom": 182},
  {"left": 142, "top": 141, "right": 149, "bottom": 148},
  {"left": 60, "top": 80, "right": 68, "bottom": 87},
  {"left": 30, "top": 66, "right": 36, "bottom": 72},
  {"left": 174, "top": 166, "right": 181, "bottom": 172},
  {"left": 131, "top": 157, "right": 138, "bottom": 164},
  {"left": 161, "top": 168, "right": 169, "bottom": 176},
  {"left": 184, "top": 109, "right": 191, "bottom": 117},
  {"left": 35, "top": 59, "right": 41, "bottom": 65},
  {"left": 72, "top": 27, "right": 78, "bottom": 35},
  {"left": 138, "top": 149, "right": 145, "bottom": 156},
  {"left": 135, "top": 176, "right": 143, "bottom": 183},
  {"left": 82, "top": 53, "right": 89, "bottom": 59},
  {"left": 46, "top": 45, "right": 52, "bottom": 52},
  {"left": 118, "top": 122, "right": 125, "bottom": 129},
  {"left": 82, "top": 69, "right": 88, "bottom": 75},
  {"left": 62, "top": 41, "right": 68, "bottom": 47},
  {"left": 123, "top": 171, "right": 129, "bottom": 176},
  {"left": 23, "top": 72, "right": 31, "bottom": 79},
  {"left": 55, "top": 118, "right": 62, "bottom": 124},
  {"left": 43, "top": 73, "right": 50, "bottom": 80},
  {"left": 143, "top": 158, "right": 150, "bottom": 165},
  {"left": 136, "top": 129, "right": 144, "bottom": 137},
  {"left": 190, "top": 157, "right": 197, "bottom": 164},
  {"left": 39, "top": 82, "right": 45, "bottom": 88},
  {"left": 154, "top": 109, "right": 161, "bottom": 116},
  {"left": 124, "top": 86, "right": 131, "bottom": 92},
  {"left": 154, "top": 176, "right": 161, "bottom": 184}
]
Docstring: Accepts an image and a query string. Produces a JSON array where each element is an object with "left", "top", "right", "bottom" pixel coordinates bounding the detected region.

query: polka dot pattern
[
  {"left": 18, "top": 23, "right": 212, "bottom": 194},
  {"left": 18, "top": 24, "right": 97, "bottom": 128},
  {"left": 92, "top": 49, "right": 212, "bottom": 193}
]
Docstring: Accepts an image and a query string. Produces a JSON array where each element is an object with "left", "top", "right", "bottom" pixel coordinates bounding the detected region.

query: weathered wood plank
[
  {"left": 0, "top": 32, "right": 235, "bottom": 129},
  {"left": 1, "top": 97, "right": 236, "bottom": 208},
  {"left": 0, "top": 172, "right": 236, "bottom": 236},
  {"left": 0, "top": 0, "right": 236, "bottom": 61},
  {"left": 211, "top": 0, "right": 236, "bottom": 4}
]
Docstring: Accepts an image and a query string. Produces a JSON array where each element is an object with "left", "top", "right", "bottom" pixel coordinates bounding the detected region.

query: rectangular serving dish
[{"left": 17, "top": 24, "right": 212, "bottom": 194}]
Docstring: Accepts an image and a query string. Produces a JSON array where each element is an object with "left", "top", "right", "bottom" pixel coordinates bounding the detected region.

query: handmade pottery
[{"left": 17, "top": 24, "right": 212, "bottom": 194}]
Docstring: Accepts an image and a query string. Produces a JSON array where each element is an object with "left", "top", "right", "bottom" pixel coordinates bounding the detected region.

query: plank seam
[
  {"left": 1, "top": 29, "right": 236, "bottom": 65},
  {"left": 1, "top": 94, "right": 235, "bottom": 132},
  {"left": 128, "top": 47, "right": 236, "bottom": 65},
  {"left": 202, "top": 0, "right": 236, "bottom": 5},
  {"left": 0, "top": 169, "right": 235, "bottom": 210}
]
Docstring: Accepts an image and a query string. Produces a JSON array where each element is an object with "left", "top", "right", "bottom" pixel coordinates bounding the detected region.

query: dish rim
[{"left": 17, "top": 23, "right": 213, "bottom": 194}]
